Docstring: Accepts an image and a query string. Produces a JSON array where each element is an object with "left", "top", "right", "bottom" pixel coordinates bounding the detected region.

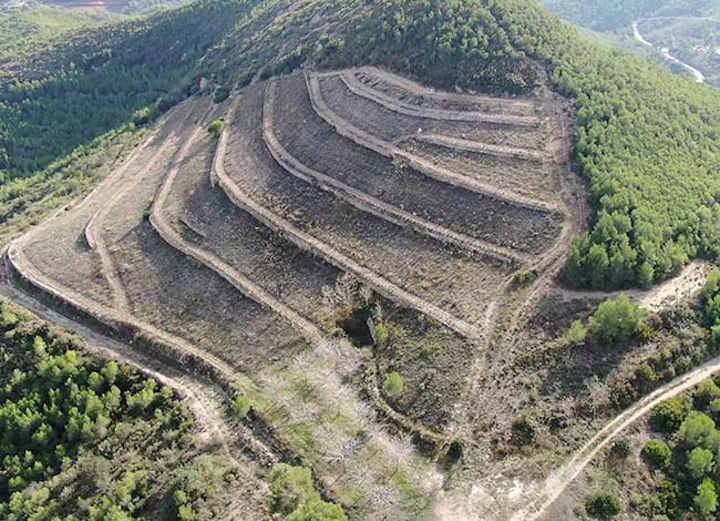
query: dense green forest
[
  {"left": 0, "top": 299, "right": 250, "bottom": 519},
  {"left": 0, "top": 0, "right": 252, "bottom": 178},
  {"left": 634, "top": 371, "right": 720, "bottom": 517}
]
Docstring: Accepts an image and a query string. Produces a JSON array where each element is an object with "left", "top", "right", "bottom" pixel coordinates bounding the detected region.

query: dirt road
[
  {"left": 555, "top": 260, "right": 710, "bottom": 312},
  {"left": 632, "top": 21, "right": 706, "bottom": 83},
  {"left": 516, "top": 351, "right": 720, "bottom": 520}
]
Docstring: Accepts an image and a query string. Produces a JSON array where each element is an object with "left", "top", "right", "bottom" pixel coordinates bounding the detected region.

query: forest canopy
[{"left": 0, "top": 298, "right": 259, "bottom": 519}]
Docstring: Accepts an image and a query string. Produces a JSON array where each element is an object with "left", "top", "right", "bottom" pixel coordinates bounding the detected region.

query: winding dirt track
[
  {"left": 554, "top": 261, "right": 710, "bottom": 312},
  {"left": 307, "top": 73, "right": 560, "bottom": 214},
  {"left": 355, "top": 66, "right": 538, "bottom": 114},
  {"left": 263, "top": 81, "right": 527, "bottom": 266},
  {"left": 517, "top": 353, "right": 720, "bottom": 520},
  {"left": 339, "top": 70, "right": 540, "bottom": 126}
]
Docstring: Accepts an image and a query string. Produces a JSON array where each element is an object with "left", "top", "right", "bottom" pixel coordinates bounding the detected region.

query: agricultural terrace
[{"left": 4, "top": 64, "right": 577, "bottom": 518}]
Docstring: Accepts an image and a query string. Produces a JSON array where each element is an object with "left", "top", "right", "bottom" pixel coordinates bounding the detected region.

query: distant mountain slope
[
  {"left": 0, "top": 0, "right": 252, "bottom": 176},
  {"left": 0, "top": 5, "right": 116, "bottom": 58},
  {"left": 3, "top": 0, "right": 720, "bottom": 291},
  {"left": 539, "top": 0, "right": 719, "bottom": 31},
  {"left": 540, "top": 0, "right": 720, "bottom": 86}
]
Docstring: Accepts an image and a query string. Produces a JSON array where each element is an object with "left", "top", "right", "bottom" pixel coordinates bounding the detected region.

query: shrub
[
  {"left": 267, "top": 464, "right": 346, "bottom": 520},
  {"left": 207, "top": 119, "right": 225, "bottom": 135},
  {"left": 635, "top": 363, "right": 657, "bottom": 392},
  {"left": 710, "top": 325, "right": 720, "bottom": 349},
  {"left": 695, "top": 379, "right": 720, "bottom": 408},
  {"left": 642, "top": 439, "right": 671, "bottom": 467},
  {"left": 374, "top": 323, "right": 389, "bottom": 346},
  {"left": 709, "top": 398, "right": 720, "bottom": 417},
  {"left": 288, "top": 498, "right": 347, "bottom": 521},
  {"left": 213, "top": 87, "right": 230, "bottom": 103},
  {"left": 703, "top": 268, "right": 720, "bottom": 302},
  {"left": 585, "top": 490, "right": 622, "bottom": 519},
  {"left": 383, "top": 372, "right": 405, "bottom": 397},
  {"left": 687, "top": 446, "right": 714, "bottom": 480},
  {"left": 609, "top": 437, "right": 631, "bottom": 459},
  {"left": 268, "top": 464, "right": 318, "bottom": 515},
  {"left": 652, "top": 396, "right": 691, "bottom": 433},
  {"left": 678, "top": 411, "right": 716, "bottom": 447},
  {"left": 566, "top": 319, "right": 587, "bottom": 345},
  {"left": 231, "top": 395, "right": 251, "bottom": 419},
  {"left": 512, "top": 269, "right": 537, "bottom": 286},
  {"left": 132, "top": 106, "right": 155, "bottom": 126},
  {"left": 695, "top": 478, "right": 718, "bottom": 517},
  {"left": 512, "top": 413, "right": 537, "bottom": 446},
  {"left": 589, "top": 295, "right": 646, "bottom": 346}
]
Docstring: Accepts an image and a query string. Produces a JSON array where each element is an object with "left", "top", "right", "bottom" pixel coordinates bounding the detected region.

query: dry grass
[
  {"left": 378, "top": 302, "right": 474, "bottom": 429},
  {"left": 399, "top": 138, "right": 563, "bottom": 205},
  {"left": 22, "top": 102, "right": 196, "bottom": 308},
  {"left": 114, "top": 221, "right": 301, "bottom": 371}
]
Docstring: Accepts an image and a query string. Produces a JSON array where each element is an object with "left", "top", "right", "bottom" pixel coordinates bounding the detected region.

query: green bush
[
  {"left": 634, "top": 363, "right": 657, "bottom": 392},
  {"left": 268, "top": 464, "right": 317, "bottom": 515},
  {"left": 231, "top": 395, "right": 251, "bottom": 419},
  {"left": 383, "top": 372, "right": 405, "bottom": 397},
  {"left": 709, "top": 398, "right": 720, "bottom": 417},
  {"left": 288, "top": 498, "right": 347, "bottom": 521},
  {"left": 374, "top": 322, "right": 389, "bottom": 346},
  {"left": 695, "top": 478, "right": 718, "bottom": 517},
  {"left": 696, "top": 379, "right": 720, "bottom": 408},
  {"left": 585, "top": 490, "right": 622, "bottom": 519},
  {"left": 207, "top": 119, "right": 225, "bottom": 135},
  {"left": 687, "top": 446, "right": 714, "bottom": 480},
  {"left": 652, "top": 396, "right": 691, "bottom": 433},
  {"left": 678, "top": 411, "right": 716, "bottom": 447},
  {"left": 589, "top": 295, "right": 646, "bottom": 346},
  {"left": 566, "top": 319, "right": 587, "bottom": 345},
  {"left": 642, "top": 439, "right": 671, "bottom": 467},
  {"left": 512, "top": 269, "right": 537, "bottom": 286},
  {"left": 267, "top": 464, "right": 346, "bottom": 520}
]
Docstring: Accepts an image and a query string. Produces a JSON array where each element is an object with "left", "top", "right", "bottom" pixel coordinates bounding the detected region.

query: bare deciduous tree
[{"left": 585, "top": 376, "right": 610, "bottom": 417}]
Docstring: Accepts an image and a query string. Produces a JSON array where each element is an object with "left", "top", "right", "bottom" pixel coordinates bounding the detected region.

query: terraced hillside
[{"left": 3, "top": 66, "right": 575, "bottom": 518}]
